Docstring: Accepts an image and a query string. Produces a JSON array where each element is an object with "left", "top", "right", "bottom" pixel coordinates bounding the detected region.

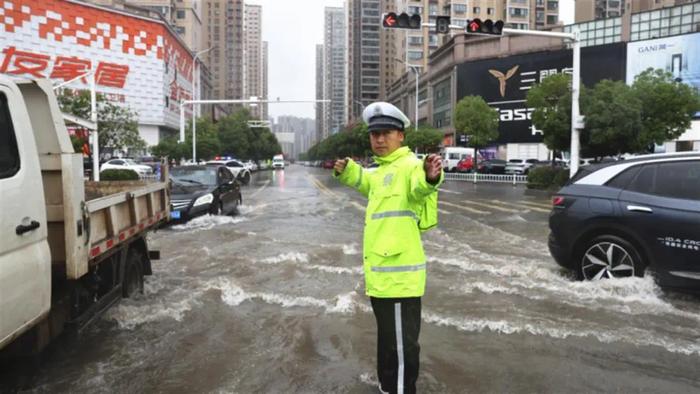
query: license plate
[{"left": 170, "top": 210, "right": 181, "bottom": 219}]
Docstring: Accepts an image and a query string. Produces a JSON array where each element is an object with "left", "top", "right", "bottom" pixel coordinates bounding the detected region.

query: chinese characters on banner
[
  {"left": 518, "top": 67, "right": 574, "bottom": 91},
  {"left": 0, "top": 46, "right": 130, "bottom": 88}
]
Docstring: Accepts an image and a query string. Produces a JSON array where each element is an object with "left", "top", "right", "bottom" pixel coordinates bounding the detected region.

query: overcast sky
[{"left": 251, "top": 0, "right": 574, "bottom": 121}]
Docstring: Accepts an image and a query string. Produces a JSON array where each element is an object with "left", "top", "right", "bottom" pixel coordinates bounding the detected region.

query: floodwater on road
[{"left": 3, "top": 164, "right": 700, "bottom": 393}]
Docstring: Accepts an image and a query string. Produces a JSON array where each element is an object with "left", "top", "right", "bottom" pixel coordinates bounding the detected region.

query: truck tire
[{"left": 123, "top": 248, "right": 145, "bottom": 298}]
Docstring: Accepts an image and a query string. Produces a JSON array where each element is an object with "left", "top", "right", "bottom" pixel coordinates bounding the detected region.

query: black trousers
[{"left": 370, "top": 296, "right": 422, "bottom": 394}]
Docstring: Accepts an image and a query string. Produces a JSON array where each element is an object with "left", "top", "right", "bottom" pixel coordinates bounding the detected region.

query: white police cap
[{"left": 362, "top": 102, "right": 411, "bottom": 132}]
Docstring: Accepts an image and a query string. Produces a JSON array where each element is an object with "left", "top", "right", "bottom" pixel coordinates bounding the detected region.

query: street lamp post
[
  {"left": 395, "top": 58, "right": 419, "bottom": 131},
  {"left": 190, "top": 47, "right": 213, "bottom": 163},
  {"left": 53, "top": 69, "right": 100, "bottom": 181}
]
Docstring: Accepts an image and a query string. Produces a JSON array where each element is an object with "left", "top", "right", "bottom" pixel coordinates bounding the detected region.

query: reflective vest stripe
[
  {"left": 395, "top": 302, "right": 405, "bottom": 394},
  {"left": 371, "top": 210, "right": 418, "bottom": 221},
  {"left": 371, "top": 263, "right": 426, "bottom": 272}
]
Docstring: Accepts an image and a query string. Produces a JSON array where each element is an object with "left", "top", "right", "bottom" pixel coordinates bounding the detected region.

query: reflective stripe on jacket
[{"left": 335, "top": 147, "right": 443, "bottom": 298}]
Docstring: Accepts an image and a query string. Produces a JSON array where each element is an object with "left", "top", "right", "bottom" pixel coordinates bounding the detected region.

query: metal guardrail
[{"left": 444, "top": 172, "right": 528, "bottom": 185}]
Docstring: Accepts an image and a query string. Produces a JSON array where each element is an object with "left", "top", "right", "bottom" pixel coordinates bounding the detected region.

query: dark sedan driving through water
[{"left": 169, "top": 165, "right": 242, "bottom": 222}]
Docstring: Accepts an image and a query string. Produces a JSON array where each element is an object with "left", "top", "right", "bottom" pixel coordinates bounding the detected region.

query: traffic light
[
  {"left": 435, "top": 16, "right": 450, "bottom": 34},
  {"left": 382, "top": 12, "right": 421, "bottom": 29},
  {"left": 466, "top": 19, "right": 504, "bottom": 35}
]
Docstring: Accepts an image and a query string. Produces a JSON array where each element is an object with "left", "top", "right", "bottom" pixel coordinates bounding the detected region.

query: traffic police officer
[{"left": 334, "top": 102, "right": 443, "bottom": 394}]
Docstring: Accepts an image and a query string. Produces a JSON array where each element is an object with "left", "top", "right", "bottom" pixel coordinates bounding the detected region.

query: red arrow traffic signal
[
  {"left": 468, "top": 19, "right": 481, "bottom": 33},
  {"left": 466, "top": 19, "right": 504, "bottom": 35},
  {"left": 382, "top": 12, "right": 421, "bottom": 29},
  {"left": 383, "top": 12, "right": 397, "bottom": 27}
]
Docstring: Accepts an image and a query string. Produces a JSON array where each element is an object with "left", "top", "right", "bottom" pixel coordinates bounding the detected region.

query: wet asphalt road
[{"left": 4, "top": 164, "right": 700, "bottom": 393}]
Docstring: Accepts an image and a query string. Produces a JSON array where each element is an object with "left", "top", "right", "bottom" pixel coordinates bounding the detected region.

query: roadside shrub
[
  {"left": 552, "top": 169, "right": 570, "bottom": 188},
  {"left": 527, "top": 166, "right": 568, "bottom": 190},
  {"left": 100, "top": 169, "right": 139, "bottom": 181}
]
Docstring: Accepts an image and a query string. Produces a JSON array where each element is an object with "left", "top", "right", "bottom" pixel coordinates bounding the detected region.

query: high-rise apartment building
[
  {"left": 262, "top": 41, "right": 269, "bottom": 120},
  {"left": 574, "top": 0, "right": 694, "bottom": 23},
  {"left": 204, "top": 0, "right": 244, "bottom": 109},
  {"left": 173, "top": 0, "right": 204, "bottom": 52},
  {"left": 315, "top": 44, "right": 325, "bottom": 143},
  {"left": 323, "top": 7, "right": 347, "bottom": 136},
  {"left": 244, "top": 3, "right": 264, "bottom": 118},
  {"left": 346, "top": 0, "right": 403, "bottom": 122}
]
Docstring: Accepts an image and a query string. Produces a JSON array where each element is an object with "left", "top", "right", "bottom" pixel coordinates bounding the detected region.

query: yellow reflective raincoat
[{"left": 335, "top": 147, "right": 443, "bottom": 297}]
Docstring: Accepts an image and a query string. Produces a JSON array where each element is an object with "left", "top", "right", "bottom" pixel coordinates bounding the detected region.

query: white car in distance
[{"left": 100, "top": 158, "right": 153, "bottom": 177}]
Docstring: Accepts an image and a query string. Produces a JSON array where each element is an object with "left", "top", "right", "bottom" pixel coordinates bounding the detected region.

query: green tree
[
  {"left": 631, "top": 68, "right": 700, "bottom": 152},
  {"left": 526, "top": 73, "right": 572, "bottom": 164},
  {"left": 151, "top": 137, "right": 189, "bottom": 162},
  {"left": 218, "top": 109, "right": 251, "bottom": 158},
  {"left": 185, "top": 117, "right": 221, "bottom": 161},
  {"left": 57, "top": 90, "right": 146, "bottom": 155},
  {"left": 580, "top": 79, "right": 642, "bottom": 157},
  {"left": 404, "top": 125, "right": 443, "bottom": 153},
  {"left": 453, "top": 95, "right": 499, "bottom": 170}
]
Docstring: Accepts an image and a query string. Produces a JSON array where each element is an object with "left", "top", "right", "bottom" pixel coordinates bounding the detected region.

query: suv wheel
[{"left": 578, "top": 235, "right": 644, "bottom": 280}]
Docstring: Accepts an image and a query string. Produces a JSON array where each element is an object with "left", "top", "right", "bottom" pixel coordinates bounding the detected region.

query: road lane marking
[
  {"left": 438, "top": 189, "right": 462, "bottom": 195},
  {"left": 350, "top": 201, "right": 365, "bottom": 211},
  {"left": 438, "top": 208, "right": 450, "bottom": 215},
  {"left": 459, "top": 200, "right": 520, "bottom": 213},
  {"left": 518, "top": 200, "right": 552, "bottom": 209},
  {"left": 439, "top": 201, "right": 489, "bottom": 214},
  {"left": 249, "top": 180, "right": 270, "bottom": 198},
  {"left": 481, "top": 199, "right": 551, "bottom": 213}
]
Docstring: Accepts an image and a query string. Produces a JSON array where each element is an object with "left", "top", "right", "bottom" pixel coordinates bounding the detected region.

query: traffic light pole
[
  {"left": 420, "top": 22, "right": 582, "bottom": 177},
  {"left": 501, "top": 27, "right": 582, "bottom": 178},
  {"left": 179, "top": 99, "right": 331, "bottom": 162}
]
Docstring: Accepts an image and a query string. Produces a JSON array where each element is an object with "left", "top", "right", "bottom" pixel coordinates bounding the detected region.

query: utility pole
[
  {"left": 53, "top": 69, "right": 99, "bottom": 180},
  {"left": 190, "top": 47, "right": 213, "bottom": 163},
  {"left": 395, "top": 58, "right": 419, "bottom": 131}
]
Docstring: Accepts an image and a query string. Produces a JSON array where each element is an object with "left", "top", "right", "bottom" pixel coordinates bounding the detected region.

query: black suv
[{"left": 548, "top": 153, "right": 700, "bottom": 291}]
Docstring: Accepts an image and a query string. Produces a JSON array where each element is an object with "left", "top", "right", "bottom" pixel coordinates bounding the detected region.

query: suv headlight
[{"left": 193, "top": 193, "right": 214, "bottom": 207}]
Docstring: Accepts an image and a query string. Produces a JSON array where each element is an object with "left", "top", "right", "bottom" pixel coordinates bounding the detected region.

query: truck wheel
[{"left": 123, "top": 249, "right": 145, "bottom": 298}]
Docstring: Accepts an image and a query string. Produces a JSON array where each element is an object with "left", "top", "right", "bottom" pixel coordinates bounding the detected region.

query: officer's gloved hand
[
  {"left": 424, "top": 154, "right": 442, "bottom": 185},
  {"left": 334, "top": 158, "right": 349, "bottom": 175}
]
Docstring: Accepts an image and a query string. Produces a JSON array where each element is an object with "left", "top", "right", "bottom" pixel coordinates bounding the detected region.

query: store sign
[
  {"left": 627, "top": 32, "right": 700, "bottom": 117},
  {"left": 0, "top": 0, "right": 194, "bottom": 130},
  {"left": 456, "top": 43, "right": 626, "bottom": 143}
]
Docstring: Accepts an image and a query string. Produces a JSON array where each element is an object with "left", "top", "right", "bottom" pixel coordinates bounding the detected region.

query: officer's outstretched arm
[
  {"left": 409, "top": 161, "right": 443, "bottom": 202},
  {"left": 334, "top": 159, "right": 370, "bottom": 197}
]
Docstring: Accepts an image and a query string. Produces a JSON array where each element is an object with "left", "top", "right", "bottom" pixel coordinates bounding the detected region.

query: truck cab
[{"left": 0, "top": 77, "right": 52, "bottom": 350}]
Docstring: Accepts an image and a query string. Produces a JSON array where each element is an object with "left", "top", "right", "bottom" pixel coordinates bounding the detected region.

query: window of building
[
  {"left": 547, "top": 1, "right": 558, "bottom": 11},
  {"left": 407, "top": 6, "right": 422, "bottom": 14},
  {"left": 0, "top": 93, "right": 19, "bottom": 179},
  {"left": 546, "top": 15, "right": 557, "bottom": 24},
  {"left": 453, "top": 4, "right": 467, "bottom": 14},
  {"left": 509, "top": 7, "right": 528, "bottom": 17},
  {"left": 473, "top": 6, "right": 480, "bottom": 14},
  {"left": 630, "top": 3, "right": 700, "bottom": 41},
  {"left": 408, "top": 36, "right": 423, "bottom": 45},
  {"left": 487, "top": 8, "right": 495, "bottom": 16},
  {"left": 453, "top": 19, "right": 467, "bottom": 27},
  {"left": 407, "top": 50, "right": 423, "bottom": 60},
  {"left": 177, "top": 10, "right": 186, "bottom": 19}
]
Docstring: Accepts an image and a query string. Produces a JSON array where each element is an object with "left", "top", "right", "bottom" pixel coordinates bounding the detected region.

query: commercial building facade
[{"left": 0, "top": 0, "right": 196, "bottom": 147}]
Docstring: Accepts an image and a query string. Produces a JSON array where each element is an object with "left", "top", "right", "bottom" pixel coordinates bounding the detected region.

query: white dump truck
[{"left": 0, "top": 77, "right": 170, "bottom": 354}]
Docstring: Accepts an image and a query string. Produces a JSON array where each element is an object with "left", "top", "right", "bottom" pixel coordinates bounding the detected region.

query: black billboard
[{"left": 456, "top": 43, "right": 626, "bottom": 144}]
